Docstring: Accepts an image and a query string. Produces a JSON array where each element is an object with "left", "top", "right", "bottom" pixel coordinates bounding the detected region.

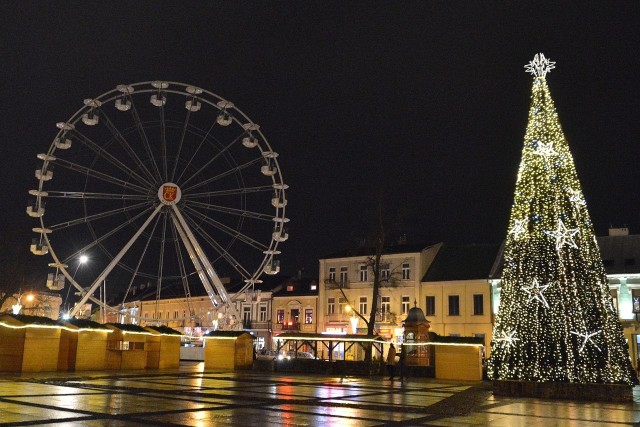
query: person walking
[
  {"left": 386, "top": 343, "right": 397, "bottom": 380},
  {"left": 398, "top": 344, "right": 406, "bottom": 382}
]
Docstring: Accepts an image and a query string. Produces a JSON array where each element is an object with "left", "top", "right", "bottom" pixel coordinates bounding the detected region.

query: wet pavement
[{"left": 1, "top": 362, "right": 639, "bottom": 426}]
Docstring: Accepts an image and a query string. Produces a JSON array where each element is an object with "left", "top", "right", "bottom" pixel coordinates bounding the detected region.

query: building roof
[
  {"left": 321, "top": 242, "right": 434, "bottom": 260},
  {"left": 422, "top": 243, "right": 502, "bottom": 282},
  {"left": 597, "top": 234, "right": 640, "bottom": 275},
  {"left": 271, "top": 276, "right": 318, "bottom": 298}
]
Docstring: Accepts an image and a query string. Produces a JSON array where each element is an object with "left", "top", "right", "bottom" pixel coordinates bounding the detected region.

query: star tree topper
[
  {"left": 544, "top": 219, "right": 580, "bottom": 250},
  {"left": 525, "top": 53, "right": 556, "bottom": 78}
]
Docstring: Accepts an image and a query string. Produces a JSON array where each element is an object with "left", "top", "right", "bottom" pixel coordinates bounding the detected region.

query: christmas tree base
[{"left": 493, "top": 380, "right": 633, "bottom": 402}]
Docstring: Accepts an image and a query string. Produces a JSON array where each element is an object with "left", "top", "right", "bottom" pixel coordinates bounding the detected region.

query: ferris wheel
[{"left": 27, "top": 81, "right": 289, "bottom": 323}]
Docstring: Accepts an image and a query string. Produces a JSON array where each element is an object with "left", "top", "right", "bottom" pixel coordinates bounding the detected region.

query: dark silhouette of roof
[
  {"left": 597, "top": 234, "right": 640, "bottom": 275},
  {"left": 271, "top": 276, "right": 318, "bottom": 298},
  {"left": 321, "top": 242, "right": 434, "bottom": 259},
  {"left": 422, "top": 243, "right": 502, "bottom": 282}
]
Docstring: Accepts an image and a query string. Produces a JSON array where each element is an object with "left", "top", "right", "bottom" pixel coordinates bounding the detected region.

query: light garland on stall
[{"left": 487, "top": 54, "right": 634, "bottom": 384}]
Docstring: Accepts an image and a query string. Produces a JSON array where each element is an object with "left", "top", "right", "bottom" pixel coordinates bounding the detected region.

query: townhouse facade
[{"left": 317, "top": 242, "right": 440, "bottom": 343}]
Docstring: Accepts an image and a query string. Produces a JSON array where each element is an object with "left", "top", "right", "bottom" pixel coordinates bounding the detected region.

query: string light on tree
[{"left": 487, "top": 53, "right": 634, "bottom": 385}]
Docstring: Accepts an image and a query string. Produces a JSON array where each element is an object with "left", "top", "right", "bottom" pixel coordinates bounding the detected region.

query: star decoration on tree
[
  {"left": 525, "top": 53, "right": 556, "bottom": 78},
  {"left": 509, "top": 218, "right": 528, "bottom": 240},
  {"left": 531, "top": 141, "right": 557, "bottom": 163},
  {"left": 568, "top": 188, "right": 586, "bottom": 206},
  {"left": 570, "top": 330, "right": 602, "bottom": 353},
  {"left": 494, "top": 330, "right": 521, "bottom": 349},
  {"left": 522, "top": 278, "right": 551, "bottom": 308},
  {"left": 544, "top": 219, "right": 580, "bottom": 250}
]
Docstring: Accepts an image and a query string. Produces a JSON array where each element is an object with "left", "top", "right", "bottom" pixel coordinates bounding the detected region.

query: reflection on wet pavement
[{"left": 0, "top": 364, "right": 639, "bottom": 426}]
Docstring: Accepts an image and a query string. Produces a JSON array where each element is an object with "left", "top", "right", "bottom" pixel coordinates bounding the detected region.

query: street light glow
[{"left": 79, "top": 255, "right": 88, "bottom": 264}]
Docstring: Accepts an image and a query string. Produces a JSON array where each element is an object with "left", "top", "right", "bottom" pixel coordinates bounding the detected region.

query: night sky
[{"left": 1, "top": 1, "right": 639, "bottom": 283}]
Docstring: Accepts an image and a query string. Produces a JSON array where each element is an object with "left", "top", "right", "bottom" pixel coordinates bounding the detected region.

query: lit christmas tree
[{"left": 487, "top": 53, "right": 634, "bottom": 384}]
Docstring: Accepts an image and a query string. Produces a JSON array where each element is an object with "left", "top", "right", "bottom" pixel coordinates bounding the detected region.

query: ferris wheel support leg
[
  {"left": 170, "top": 204, "right": 240, "bottom": 322},
  {"left": 70, "top": 204, "right": 164, "bottom": 317},
  {"left": 170, "top": 214, "right": 220, "bottom": 308}
]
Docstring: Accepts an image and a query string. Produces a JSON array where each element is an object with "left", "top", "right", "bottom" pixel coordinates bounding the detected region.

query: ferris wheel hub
[{"left": 158, "top": 182, "right": 182, "bottom": 205}]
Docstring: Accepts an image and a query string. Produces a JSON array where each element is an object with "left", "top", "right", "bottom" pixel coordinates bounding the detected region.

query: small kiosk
[
  {"left": 403, "top": 305, "right": 431, "bottom": 366},
  {"left": 203, "top": 331, "right": 254, "bottom": 371},
  {"left": 105, "top": 323, "right": 149, "bottom": 370},
  {"left": 58, "top": 319, "right": 111, "bottom": 371},
  {"left": 0, "top": 314, "right": 62, "bottom": 372},
  {"left": 145, "top": 325, "right": 182, "bottom": 369}
]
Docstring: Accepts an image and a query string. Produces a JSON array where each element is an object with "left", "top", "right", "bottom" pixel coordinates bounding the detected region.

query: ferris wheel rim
[{"left": 32, "top": 81, "right": 288, "bottom": 318}]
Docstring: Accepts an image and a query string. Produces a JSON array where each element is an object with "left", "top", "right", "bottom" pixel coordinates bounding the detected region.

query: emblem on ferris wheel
[
  {"left": 525, "top": 53, "right": 556, "bottom": 78},
  {"left": 159, "top": 183, "right": 181, "bottom": 205}
]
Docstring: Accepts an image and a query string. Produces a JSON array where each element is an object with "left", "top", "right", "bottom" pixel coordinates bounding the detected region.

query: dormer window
[{"left": 287, "top": 285, "right": 294, "bottom": 292}]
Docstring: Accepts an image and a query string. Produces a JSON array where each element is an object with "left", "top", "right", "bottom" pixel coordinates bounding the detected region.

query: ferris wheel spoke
[
  {"left": 70, "top": 203, "right": 163, "bottom": 316},
  {"left": 183, "top": 185, "right": 274, "bottom": 199},
  {"left": 170, "top": 220, "right": 193, "bottom": 302},
  {"left": 99, "top": 108, "right": 159, "bottom": 186},
  {"left": 175, "top": 121, "right": 216, "bottom": 184},
  {"left": 54, "top": 158, "right": 149, "bottom": 194},
  {"left": 179, "top": 132, "right": 245, "bottom": 189},
  {"left": 120, "top": 213, "right": 162, "bottom": 306},
  {"left": 183, "top": 205, "right": 269, "bottom": 252},
  {"left": 186, "top": 200, "right": 274, "bottom": 221},
  {"left": 154, "top": 212, "right": 169, "bottom": 311},
  {"left": 159, "top": 105, "right": 168, "bottom": 182},
  {"left": 183, "top": 213, "right": 253, "bottom": 279},
  {"left": 128, "top": 98, "right": 163, "bottom": 183},
  {"left": 182, "top": 157, "right": 264, "bottom": 193},
  {"left": 69, "top": 127, "right": 154, "bottom": 188},
  {"left": 45, "top": 191, "right": 153, "bottom": 201},
  {"left": 61, "top": 205, "right": 158, "bottom": 265},
  {"left": 49, "top": 201, "right": 151, "bottom": 231},
  {"left": 170, "top": 109, "right": 193, "bottom": 183}
]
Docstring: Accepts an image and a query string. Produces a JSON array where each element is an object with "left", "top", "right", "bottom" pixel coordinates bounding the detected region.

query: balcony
[
  {"left": 242, "top": 320, "right": 270, "bottom": 330},
  {"left": 281, "top": 321, "right": 301, "bottom": 331},
  {"left": 324, "top": 279, "right": 349, "bottom": 289}
]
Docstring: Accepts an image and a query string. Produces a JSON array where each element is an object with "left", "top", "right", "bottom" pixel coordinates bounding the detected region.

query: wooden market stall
[
  {"left": 105, "top": 323, "right": 150, "bottom": 370},
  {"left": 58, "top": 318, "right": 111, "bottom": 371},
  {"left": 144, "top": 325, "right": 182, "bottom": 369},
  {"left": 203, "top": 331, "right": 254, "bottom": 371},
  {"left": 0, "top": 314, "right": 62, "bottom": 373}
]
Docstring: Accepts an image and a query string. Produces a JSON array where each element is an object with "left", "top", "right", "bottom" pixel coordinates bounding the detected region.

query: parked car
[
  {"left": 256, "top": 350, "right": 279, "bottom": 361},
  {"left": 286, "top": 351, "right": 316, "bottom": 359}
]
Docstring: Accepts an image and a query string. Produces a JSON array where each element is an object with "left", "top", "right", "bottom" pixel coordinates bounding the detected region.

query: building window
[
  {"left": 174, "top": 310, "right": 178, "bottom": 319},
  {"left": 402, "top": 263, "right": 410, "bottom": 280},
  {"left": 359, "top": 296, "right": 368, "bottom": 315},
  {"left": 327, "top": 298, "right": 335, "bottom": 315},
  {"left": 425, "top": 296, "right": 435, "bottom": 316},
  {"left": 305, "top": 309, "right": 313, "bottom": 324},
  {"left": 473, "top": 294, "right": 484, "bottom": 315},
  {"left": 328, "top": 267, "right": 336, "bottom": 282},
  {"left": 287, "top": 285, "right": 294, "bottom": 292},
  {"left": 277, "top": 309, "right": 285, "bottom": 324},
  {"left": 339, "top": 266, "right": 348, "bottom": 285},
  {"left": 359, "top": 265, "right": 368, "bottom": 282},
  {"left": 448, "top": 295, "right": 460, "bottom": 316},
  {"left": 242, "top": 305, "right": 251, "bottom": 323},
  {"left": 381, "top": 296, "right": 391, "bottom": 313},
  {"left": 339, "top": 297, "right": 347, "bottom": 314},
  {"left": 259, "top": 304, "right": 267, "bottom": 322},
  {"left": 401, "top": 295, "right": 411, "bottom": 314},
  {"left": 381, "top": 264, "right": 390, "bottom": 280}
]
